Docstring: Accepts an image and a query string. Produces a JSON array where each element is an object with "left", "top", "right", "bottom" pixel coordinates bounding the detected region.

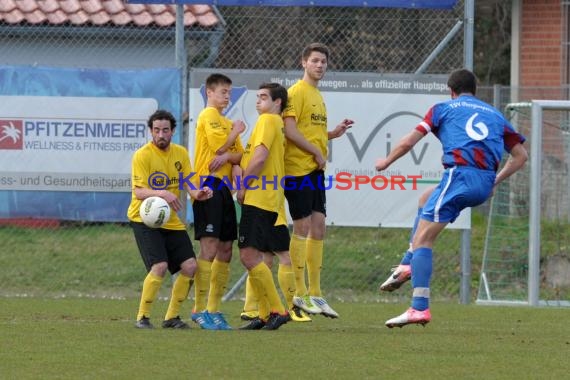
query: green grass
[
  {"left": 0, "top": 215, "right": 486, "bottom": 301},
  {"left": 1, "top": 298, "right": 569, "bottom": 379},
  {"left": 1, "top": 211, "right": 570, "bottom": 378},
  {"left": 2, "top": 210, "right": 569, "bottom": 300}
]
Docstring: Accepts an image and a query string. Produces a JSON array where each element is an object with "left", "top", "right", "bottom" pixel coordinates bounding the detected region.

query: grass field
[
  {"left": 1, "top": 298, "right": 569, "bottom": 379},
  {"left": 0, "top": 214, "right": 487, "bottom": 300},
  {"left": 2, "top": 211, "right": 569, "bottom": 378}
]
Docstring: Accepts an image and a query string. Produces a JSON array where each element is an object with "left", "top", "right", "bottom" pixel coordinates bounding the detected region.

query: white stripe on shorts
[{"left": 434, "top": 167, "right": 455, "bottom": 223}]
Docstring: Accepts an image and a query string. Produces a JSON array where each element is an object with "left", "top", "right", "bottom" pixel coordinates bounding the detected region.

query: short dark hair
[
  {"left": 259, "top": 82, "right": 288, "bottom": 112},
  {"left": 147, "top": 109, "right": 176, "bottom": 130},
  {"left": 447, "top": 69, "right": 477, "bottom": 96},
  {"left": 302, "top": 42, "right": 330, "bottom": 62},
  {"left": 206, "top": 73, "right": 232, "bottom": 90}
]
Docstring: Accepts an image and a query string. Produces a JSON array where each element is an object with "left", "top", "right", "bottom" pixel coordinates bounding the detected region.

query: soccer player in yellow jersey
[
  {"left": 128, "top": 110, "right": 212, "bottom": 329},
  {"left": 283, "top": 43, "right": 354, "bottom": 319},
  {"left": 237, "top": 83, "right": 290, "bottom": 330},
  {"left": 191, "top": 73, "right": 245, "bottom": 330}
]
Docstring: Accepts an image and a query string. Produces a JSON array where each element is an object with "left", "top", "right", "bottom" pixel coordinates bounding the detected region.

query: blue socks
[
  {"left": 409, "top": 207, "right": 423, "bottom": 244},
  {"left": 400, "top": 207, "right": 422, "bottom": 266},
  {"left": 400, "top": 251, "right": 413, "bottom": 266},
  {"left": 411, "top": 247, "right": 432, "bottom": 311}
]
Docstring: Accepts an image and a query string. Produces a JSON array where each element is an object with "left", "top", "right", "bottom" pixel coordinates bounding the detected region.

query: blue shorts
[{"left": 422, "top": 166, "right": 495, "bottom": 223}]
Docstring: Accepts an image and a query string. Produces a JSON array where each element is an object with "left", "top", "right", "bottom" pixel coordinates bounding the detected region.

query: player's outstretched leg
[{"left": 379, "top": 261, "right": 412, "bottom": 292}]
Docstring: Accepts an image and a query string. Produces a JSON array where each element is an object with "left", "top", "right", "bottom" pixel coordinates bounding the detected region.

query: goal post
[{"left": 477, "top": 100, "right": 570, "bottom": 307}]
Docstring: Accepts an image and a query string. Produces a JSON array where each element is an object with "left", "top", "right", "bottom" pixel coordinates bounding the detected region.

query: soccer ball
[{"left": 139, "top": 196, "right": 171, "bottom": 228}]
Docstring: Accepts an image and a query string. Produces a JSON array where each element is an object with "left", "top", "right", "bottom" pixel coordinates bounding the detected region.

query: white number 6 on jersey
[{"left": 465, "top": 113, "right": 489, "bottom": 141}]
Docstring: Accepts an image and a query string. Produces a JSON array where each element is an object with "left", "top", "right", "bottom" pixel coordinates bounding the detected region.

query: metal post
[
  {"left": 222, "top": 271, "right": 248, "bottom": 302},
  {"left": 175, "top": 5, "right": 189, "bottom": 222},
  {"left": 415, "top": 21, "right": 463, "bottom": 74},
  {"left": 175, "top": 4, "right": 186, "bottom": 118},
  {"left": 528, "top": 101, "right": 543, "bottom": 306},
  {"left": 459, "top": 228, "right": 471, "bottom": 304},
  {"left": 463, "top": 0, "right": 475, "bottom": 70},
  {"left": 457, "top": 0, "right": 475, "bottom": 305}
]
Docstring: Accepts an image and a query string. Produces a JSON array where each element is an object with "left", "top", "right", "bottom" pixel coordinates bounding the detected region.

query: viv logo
[{"left": 0, "top": 120, "right": 23, "bottom": 150}]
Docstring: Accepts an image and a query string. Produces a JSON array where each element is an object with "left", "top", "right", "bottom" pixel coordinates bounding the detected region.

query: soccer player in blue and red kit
[{"left": 375, "top": 69, "right": 528, "bottom": 328}]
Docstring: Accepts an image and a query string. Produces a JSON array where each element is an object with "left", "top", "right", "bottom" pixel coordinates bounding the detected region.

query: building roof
[{"left": 0, "top": 0, "right": 219, "bottom": 27}]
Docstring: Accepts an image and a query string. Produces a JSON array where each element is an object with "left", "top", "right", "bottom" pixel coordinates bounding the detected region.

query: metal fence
[
  {"left": 211, "top": 5, "right": 465, "bottom": 73},
  {"left": 0, "top": 1, "right": 488, "bottom": 302}
]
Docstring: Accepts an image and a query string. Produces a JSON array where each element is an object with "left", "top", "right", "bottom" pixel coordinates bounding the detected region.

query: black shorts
[
  {"left": 193, "top": 176, "right": 238, "bottom": 242},
  {"left": 269, "top": 224, "right": 291, "bottom": 253},
  {"left": 130, "top": 222, "right": 195, "bottom": 274},
  {"left": 284, "top": 169, "right": 327, "bottom": 220},
  {"left": 238, "top": 204, "right": 278, "bottom": 252}
]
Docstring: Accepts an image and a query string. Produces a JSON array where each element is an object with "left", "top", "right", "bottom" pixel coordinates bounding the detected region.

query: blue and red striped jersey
[{"left": 415, "top": 95, "right": 526, "bottom": 171}]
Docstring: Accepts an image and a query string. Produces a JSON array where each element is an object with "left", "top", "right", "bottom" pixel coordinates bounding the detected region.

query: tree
[{"left": 474, "top": 0, "right": 512, "bottom": 85}]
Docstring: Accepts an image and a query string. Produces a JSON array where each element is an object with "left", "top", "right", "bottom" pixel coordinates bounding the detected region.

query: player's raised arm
[{"left": 375, "top": 129, "right": 424, "bottom": 171}]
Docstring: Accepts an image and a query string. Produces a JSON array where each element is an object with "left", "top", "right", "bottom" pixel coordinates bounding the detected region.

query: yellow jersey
[
  {"left": 240, "top": 113, "right": 285, "bottom": 213},
  {"left": 275, "top": 203, "right": 287, "bottom": 227},
  {"left": 282, "top": 79, "right": 327, "bottom": 176},
  {"left": 193, "top": 106, "right": 244, "bottom": 184},
  {"left": 127, "top": 142, "right": 191, "bottom": 230}
]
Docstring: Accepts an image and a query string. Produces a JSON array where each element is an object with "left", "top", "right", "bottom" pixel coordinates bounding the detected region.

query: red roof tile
[
  {"left": 109, "top": 10, "right": 130, "bottom": 25},
  {"left": 101, "top": 0, "right": 124, "bottom": 14},
  {"left": 37, "top": 0, "right": 59, "bottom": 13},
  {"left": 60, "top": 0, "right": 81, "bottom": 14},
  {"left": 0, "top": 0, "right": 17, "bottom": 13},
  {"left": 5, "top": 8, "right": 24, "bottom": 23},
  {"left": 26, "top": 8, "right": 46, "bottom": 23},
  {"left": 81, "top": 0, "right": 103, "bottom": 14},
  {"left": 0, "top": 0, "right": 219, "bottom": 27},
  {"left": 46, "top": 8, "right": 67, "bottom": 24},
  {"left": 68, "top": 9, "right": 88, "bottom": 24},
  {"left": 15, "top": 0, "right": 38, "bottom": 13}
]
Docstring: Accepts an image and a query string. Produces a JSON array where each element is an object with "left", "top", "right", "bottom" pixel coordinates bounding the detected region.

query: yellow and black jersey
[
  {"left": 194, "top": 106, "right": 244, "bottom": 183},
  {"left": 127, "top": 142, "right": 191, "bottom": 230},
  {"left": 240, "top": 113, "right": 285, "bottom": 213},
  {"left": 282, "top": 79, "right": 327, "bottom": 176}
]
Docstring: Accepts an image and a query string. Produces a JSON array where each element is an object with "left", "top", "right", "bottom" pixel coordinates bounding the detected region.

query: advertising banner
[
  {"left": 0, "top": 65, "right": 180, "bottom": 222},
  {"left": 188, "top": 69, "right": 470, "bottom": 229},
  {"left": 0, "top": 96, "right": 156, "bottom": 192}
]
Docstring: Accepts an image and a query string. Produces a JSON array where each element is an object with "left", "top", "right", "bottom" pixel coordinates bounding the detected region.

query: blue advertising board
[{"left": 0, "top": 66, "right": 181, "bottom": 222}]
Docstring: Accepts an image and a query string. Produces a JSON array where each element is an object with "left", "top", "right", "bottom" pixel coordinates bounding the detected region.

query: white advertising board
[
  {"left": 0, "top": 96, "right": 157, "bottom": 192},
  {"left": 188, "top": 69, "right": 470, "bottom": 229}
]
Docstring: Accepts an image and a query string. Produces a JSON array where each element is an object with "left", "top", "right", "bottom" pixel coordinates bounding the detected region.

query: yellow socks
[
  {"left": 290, "top": 234, "right": 308, "bottom": 296},
  {"left": 243, "top": 276, "right": 258, "bottom": 313},
  {"left": 248, "top": 262, "right": 285, "bottom": 316},
  {"left": 136, "top": 272, "right": 163, "bottom": 320},
  {"left": 278, "top": 264, "right": 296, "bottom": 309},
  {"left": 207, "top": 259, "right": 230, "bottom": 312},
  {"left": 306, "top": 238, "right": 324, "bottom": 296},
  {"left": 193, "top": 258, "right": 211, "bottom": 312},
  {"left": 165, "top": 273, "right": 193, "bottom": 320}
]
